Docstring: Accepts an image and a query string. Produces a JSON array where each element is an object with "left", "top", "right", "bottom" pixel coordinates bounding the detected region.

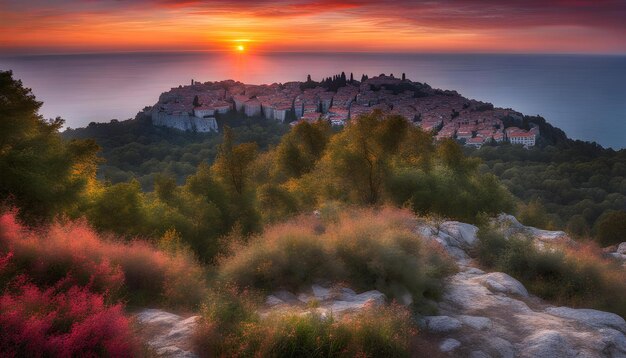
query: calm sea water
[{"left": 1, "top": 52, "right": 625, "bottom": 149}]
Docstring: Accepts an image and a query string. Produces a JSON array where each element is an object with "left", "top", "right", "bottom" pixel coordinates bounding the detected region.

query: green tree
[
  {"left": 594, "top": 210, "right": 626, "bottom": 246},
  {"left": 212, "top": 126, "right": 258, "bottom": 195},
  {"left": 566, "top": 214, "right": 590, "bottom": 238},
  {"left": 154, "top": 174, "right": 178, "bottom": 203},
  {"left": 86, "top": 180, "right": 145, "bottom": 236},
  {"left": 321, "top": 110, "right": 408, "bottom": 204},
  {"left": 437, "top": 139, "right": 465, "bottom": 171},
  {"left": 0, "top": 70, "right": 99, "bottom": 223},
  {"left": 211, "top": 127, "right": 261, "bottom": 236},
  {"left": 275, "top": 121, "right": 331, "bottom": 178},
  {"left": 518, "top": 199, "right": 550, "bottom": 229}
]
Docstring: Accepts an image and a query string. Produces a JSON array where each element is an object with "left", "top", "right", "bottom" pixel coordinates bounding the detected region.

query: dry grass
[
  {"left": 218, "top": 207, "right": 456, "bottom": 311},
  {"left": 476, "top": 225, "right": 626, "bottom": 318},
  {"left": 193, "top": 286, "right": 427, "bottom": 358}
]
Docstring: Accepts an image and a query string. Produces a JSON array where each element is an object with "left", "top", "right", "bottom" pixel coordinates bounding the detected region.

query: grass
[
  {"left": 0, "top": 210, "right": 207, "bottom": 308},
  {"left": 475, "top": 224, "right": 626, "bottom": 318},
  {"left": 217, "top": 207, "right": 456, "bottom": 312},
  {"left": 193, "top": 287, "right": 437, "bottom": 358}
]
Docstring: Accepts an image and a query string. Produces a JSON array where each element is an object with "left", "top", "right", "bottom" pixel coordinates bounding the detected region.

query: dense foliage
[
  {"left": 62, "top": 110, "right": 515, "bottom": 264},
  {"left": 0, "top": 71, "right": 99, "bottom": 224},
  {"left": 256, "top": 111, "right": 514, "bottom": 225},
  {"left": 470, "top": 141, "right": 626, "bottom": 239},
  {"left": 63, "top": 111, "right": 288, "bottom": 190},
  {"left": 218, "top": 208, "right": 455, "bottom": 311}
]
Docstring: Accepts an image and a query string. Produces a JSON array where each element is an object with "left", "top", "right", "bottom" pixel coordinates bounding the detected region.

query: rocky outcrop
[
  {"left": 494, "top": 214, "right": 574, "bottom": 248},
  {"left": 136, "top": 214, "right": 626, "bottom": 357},
  {"left": 264, "top": 285, "right": 386, "bottom": 317},
  {"left": 417, "top": 217, "right": 626, "bottom": 357},
  {"left": 424, "top": 316, "right": 463, "bottom": 333},
  {"left": 134, "top": 309, "right": 200, "bottom": 358},
  {"left": 474, "top": 272, "right": 529, "bottom": 297},
  {"left": 544, "top": 307, "right": 626, "bottom": 332},
  {"left": 606, "top": 242, "right": 626, "bottom": 268}
]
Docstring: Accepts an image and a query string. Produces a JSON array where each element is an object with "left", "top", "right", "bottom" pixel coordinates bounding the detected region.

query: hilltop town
[{"left": 150, "top": 73, "right": 539, "bottom": 148}]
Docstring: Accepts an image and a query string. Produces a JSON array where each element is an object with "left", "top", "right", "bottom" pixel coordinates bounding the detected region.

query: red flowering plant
[{"left": 0, "top": 254, "right": 139, "bottom": 357}]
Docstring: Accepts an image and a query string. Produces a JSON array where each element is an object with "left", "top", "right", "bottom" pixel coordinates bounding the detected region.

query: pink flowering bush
[
  {"left": 0, "top": 273, "right": 138, "bottom": 357},
  {"left": 0, "top": 210, "right": 206, "bottom": 307}
]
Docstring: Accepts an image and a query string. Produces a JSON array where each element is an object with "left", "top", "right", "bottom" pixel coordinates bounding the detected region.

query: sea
[{"left": 1, "top": 52, "right": 625, "bottom": 149}]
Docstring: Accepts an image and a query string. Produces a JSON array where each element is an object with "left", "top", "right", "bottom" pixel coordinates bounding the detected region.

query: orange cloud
[{"left": 0, "top": 0, "right": 624, "bottom": 54}]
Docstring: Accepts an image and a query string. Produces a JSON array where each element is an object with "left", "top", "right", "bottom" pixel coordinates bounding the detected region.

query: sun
[{"left": 236, "top": 44, "right": 245, "bottom": 52}]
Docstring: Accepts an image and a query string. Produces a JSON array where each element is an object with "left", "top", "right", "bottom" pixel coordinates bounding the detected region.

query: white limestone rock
[
  {"left": 273, "top": 290, "right": 300, "bottom": 304},
  {"left": 519, "top": 330, "right": 576, "bottom": 358},
  {"left": 155, "top": 346, "right": 197, "bottom": 358},
  {"left": 439, "top": 338, "right": 461, "bottom": 352},
  {"left": 134, "top": 309, "right": 199, "bottom": 358},
  {"left": 495, "top": 214, "right": 572, "bottom": 245},
  {"left": 545, "top": 307, "right": 626, "bottom": 333},
  {"left": 352, "top": 290, "right": 386, "bottom": 305},
  {"left": 327, "top": 297, "right": 381, "bottom": 314},
  {"left": 440, "top": 221, "right": 479, "bottom": 248},
  {"left": 617, "top": 242, "right": 626, "bottom": 255},
  {"left": 527, "top": 227, "right": 570, "bottom": 244},
  {"left": 469, "top": 351, "right": 491, "bottom": 358},
  {"left": 477, "top": 272, "right": 529, "bottom": 297},
  {"left": 599, "top": 328, "right": 626, "bottom": 356},
  {"left": 487, "top": 337, "right": 515, "bottom": 358},
  {"left": 266, "top": 295, "right": 284, "bottom": 306},
  {"left": 311, "top": 284, "right": 332, "bottom": 300},
  {"left": 416, "top": 225, "right": 435, "bottom": 238},
  {"left": 496, "top": 214, "right": 525, "bottom": 232},
  {"left": 458, "top": 315, "right": 492, "bottom": 330},
  {"left": 165, "top": 316, "right": 200, "bottom": 342},
  {"left": 424, "top": 316, "right": 462, "bottom": 333},
  {"left": 339, "top": 287, "right": 357, "bottom": 299},
  {"left": 464, "top": 267, "right": 485, "bottom": 275},
  {"left": 135, "top": 309, "right": 183, "bottom": 328}
]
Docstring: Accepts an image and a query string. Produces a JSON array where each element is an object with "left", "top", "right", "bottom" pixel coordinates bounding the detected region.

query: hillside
[
  {"left": 62, "top": 74, "right": 625, "bottom": 242},
  {"left": 63, "top": 112, "right": 289, "bottom": 190}
]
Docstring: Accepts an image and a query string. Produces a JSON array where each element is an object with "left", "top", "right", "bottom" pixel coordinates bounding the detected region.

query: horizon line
[{"left": 3, "top": 49, "right": 626, "bottom": 58}]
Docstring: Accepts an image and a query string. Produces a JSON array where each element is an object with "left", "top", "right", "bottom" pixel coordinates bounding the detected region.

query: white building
[
  {"left": 509, "top": 132, "right": 536, "bottom": 146},
  {"left": 244, "top": 98, "right": 262, "bottom": 117},
  {"left": 233, "top": 95, "right": 249, "bottom": 111},
  {"left": 193, "top": 106, "right": 215, "bottom": 118}
]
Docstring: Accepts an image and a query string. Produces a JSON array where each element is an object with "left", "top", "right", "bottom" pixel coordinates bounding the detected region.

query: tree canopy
[{"left": 0, "top": 70, "right": 99, "bottom": 223}]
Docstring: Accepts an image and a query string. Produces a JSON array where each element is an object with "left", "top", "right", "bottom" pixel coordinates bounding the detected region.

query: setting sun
[{"left": 237, "top": 45, "right": 245, "bottom": 52}]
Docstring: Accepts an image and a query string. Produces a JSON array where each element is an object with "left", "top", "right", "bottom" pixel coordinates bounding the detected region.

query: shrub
[
  {"left": 475, "top": 225, "right": 626, "bottom": 318},
  {"left": 218, "top": 207, "right": 455, "bottom": 311},
  {"left": 0, "top": 210, "right": 206, "bottom": 308},
  {"left": 0, "top": 274, "right": 138, "bottom": 357},
  {"left": 194, "top": 288, "right": 425, "bottom": 358},
  {"left": 593, "top": 210, "right": 626, "bottom": 246}
]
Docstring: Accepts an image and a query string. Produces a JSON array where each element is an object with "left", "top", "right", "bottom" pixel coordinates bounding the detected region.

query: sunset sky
[{"left": 1, "top": 0, "right": 626, "bottom": 55}]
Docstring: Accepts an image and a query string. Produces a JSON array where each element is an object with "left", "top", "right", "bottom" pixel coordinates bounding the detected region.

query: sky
[{"left": 1, "top": 0, "right": 626, "bottom": 55}]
